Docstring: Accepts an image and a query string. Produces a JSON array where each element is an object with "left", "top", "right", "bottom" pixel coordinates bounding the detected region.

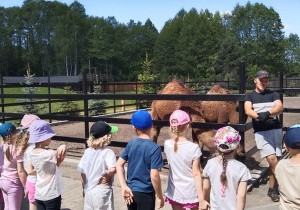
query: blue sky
[{"left": 1, "top": 0, "right": 299, "bottom": 36}]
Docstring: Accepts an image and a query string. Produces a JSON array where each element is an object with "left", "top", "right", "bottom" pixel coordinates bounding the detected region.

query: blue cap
[
  {"left": 284, "top": 125, "right": 300, "bottom": 149},
  {"left": 130, "top": 110, "right": 152, "bottom": 129},
  {"left": 0, "top": 122, "right": 16, "bottom": 138}
]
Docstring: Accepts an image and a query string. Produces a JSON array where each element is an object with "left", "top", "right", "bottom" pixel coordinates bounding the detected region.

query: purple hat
[
  {"left": 284, "top": 125, "right": 300, "bottom": 149},
  {"left": 28, "top": 120, "right": 56, "bottom": 144},
  {"left": 215, "top": 126, "right": 241, "bottom": 153},
  {"left": 20, "top": 114, "right": 40, "bottom": 129},
  {"left": 169, "top": 110, "right": 190, "bottom": 126},
  {"left": 130, "top": 110, "right": 152, "bottom": 129},
  {"left": 0, "top": 122, "right": 16, "bottom": 138}
]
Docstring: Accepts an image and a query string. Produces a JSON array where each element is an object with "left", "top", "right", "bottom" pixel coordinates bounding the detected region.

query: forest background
[{"left": 1, "top": 0, "right": 300, "bottom": 82}]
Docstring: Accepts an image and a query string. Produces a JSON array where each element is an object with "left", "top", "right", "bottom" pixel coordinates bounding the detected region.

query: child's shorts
[
  {"left": 26, "top": 180, "right": 36, "bottom": 203},
  {"left": 84, "top": 185, "right": 114, "bottom": 210},
  {"left": 165, "top": 197, "right": 198, "bottom": 209}
]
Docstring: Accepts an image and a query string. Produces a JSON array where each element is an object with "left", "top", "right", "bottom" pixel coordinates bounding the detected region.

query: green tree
[
  {"left": 137, "top": 52, "right": 156, "bottom": 108},
  {"left": 16, "top": 63, "right": 46, "bottom": 114},
  {"left": 285, "top": 33, "right": 300, "bottom": 76},
  {"left": 88, "top": 80, "right": 107, "bottom": 116},
  {"left": 228, "top": 2, "right": 285, "bottom": 76},
  {"left": 59, "top": 86, "right": 80, "bottom": 116}
]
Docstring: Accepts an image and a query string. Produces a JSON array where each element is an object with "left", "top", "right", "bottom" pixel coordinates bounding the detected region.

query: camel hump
[
  {"left": 207, "top": 83, "right": 232, "bottom": 94},
  {"left": 159, "top": 79, "right": 195, "bottom": 94}
]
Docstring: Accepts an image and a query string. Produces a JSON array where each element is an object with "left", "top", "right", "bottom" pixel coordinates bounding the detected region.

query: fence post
[
  {"left": 279, "top": 71, "right": 283, "bottom": 128},
  {"left": 238, "top": 61, "right": 246, "bottom": 162},
  {"left": 154, "top": 78, "right": 157, "bottom": 93},
  {"left": 83, "top": 70, "right": 89, "bottom": 140},
  {"left": 136, "top": 78, "right": 138, "bottom": 110},
  {"left": 0, "top": 74, "right": 4, "bottom": 123},
  {"left": 48, "top": 74, "right": 52, "bottom": 123},
  {"left": 113, "top": 77, "right": 116, "bottom": 113}
]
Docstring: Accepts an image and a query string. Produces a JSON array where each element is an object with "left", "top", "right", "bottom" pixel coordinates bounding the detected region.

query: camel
[
  {"left": 200, "top": 83, "right": 239, "bottom": 124},
  {"left": 151, "top": 80, "right": 244, "bottom": 155}
]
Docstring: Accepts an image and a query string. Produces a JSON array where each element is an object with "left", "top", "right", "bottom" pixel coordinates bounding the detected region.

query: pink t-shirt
[{"left": 0, "top": 144, "right": 23, "bottom": 181}]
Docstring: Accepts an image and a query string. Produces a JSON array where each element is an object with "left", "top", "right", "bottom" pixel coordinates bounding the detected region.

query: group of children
[
  {"left": 0, "top": 110, "right": 299, "bottom": 210},
  {"left": 0, "top": 114, "right": 66, "bottom": 210}
]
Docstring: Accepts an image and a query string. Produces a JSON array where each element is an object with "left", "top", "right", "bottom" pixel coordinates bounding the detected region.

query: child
[
  {"left": 21, "top": 114, "right": 40, "bottom": 210},
  {"left": 0, "top": 122, "right": 29, "bottom": 210},
  {"left": 203, "top": 126, "right": 251, "bottom": 210},
  {"left": 21, "top": 114, "right": 67, "bottom": 210},
  {"left": 164, "top": 110, "right": 210, "bottom": 210},
  {"left": 116, "top": 110, "right": 164, "bottom": 210},
  {"left": 28, "top": 120, "right": 65, "bottom": 210},
  {"left": 275, "top": 125, "right": 300, "bottom": 209},
  {"left": 77, "top": 121, "right": 118, "bottom": 210}
]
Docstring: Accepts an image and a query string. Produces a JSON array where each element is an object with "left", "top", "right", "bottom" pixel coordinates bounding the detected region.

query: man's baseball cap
[
  {"left": 90, "top": 121, "right": 118, "bottom": 138},
  {"left": 283, "top": 125, "right": 300, "bottom": 149},
  {"left": 255, "top": 70, "right": 269, "bottom": 79},
  {"left": 130, "top": 110, "right": 152, "bottom": 129}
]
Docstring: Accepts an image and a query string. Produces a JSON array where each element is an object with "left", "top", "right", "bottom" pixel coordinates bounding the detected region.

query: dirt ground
[{"left": 49, "top": 97, "right": 300, "bottom": 179}]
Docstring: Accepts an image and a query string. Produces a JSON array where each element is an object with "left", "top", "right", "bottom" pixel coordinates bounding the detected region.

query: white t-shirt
[
  {"left": 164, "top": 139, "right": 201, "bottom": 204},
  {"left": 77, "top": 147, "right": 116, "bottom": 193},
  {"left": 203, "top": 157, "right": 251, "bottom": 210},
  {"left": 24, "top": 143, "right": 37, "bottom": 183},
  {"left": 275, "top": 159, "right": 300, "bottom": 210},
  {"left": 30, "top": 149, "right": 64, "bottom": 201}
]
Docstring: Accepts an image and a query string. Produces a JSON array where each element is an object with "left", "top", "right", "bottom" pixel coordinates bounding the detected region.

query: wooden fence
[{"left": 0, "top": 62, "right": 299, "bottom": 162}]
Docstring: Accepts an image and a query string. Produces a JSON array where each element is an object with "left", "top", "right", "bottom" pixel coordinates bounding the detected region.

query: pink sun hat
[
  {"left": 20, "top": 114, "right": 40, "bottom": 129},
  {"left": 169, "top": 110, "right": 191, "bottom": 126},
  {"left": 215, "top": 126, "right": 241, "bottom": 153},
  {"left": 28, "top": 120, "right": 56, "bottom": 144}
]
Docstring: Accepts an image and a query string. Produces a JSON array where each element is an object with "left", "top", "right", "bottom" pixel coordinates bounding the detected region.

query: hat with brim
[
  {"left": 90, "top": 121, "right": 118, "bottom": 138},
  {"left": 20, "top": 114, "right": 40, "bottom": 129},
  {"left": 28, "top": 120, "right": 56, "bottom": 144}
]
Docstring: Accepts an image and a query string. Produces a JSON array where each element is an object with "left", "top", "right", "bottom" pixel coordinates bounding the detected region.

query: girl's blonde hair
[
  {"left": 2, "top": 129, "right": 29, "bottom": 162},
  {"left": 170, "top": 120, "right": 189, "bottom": 153},
  {"left": 87, "top": 133, "right": 112, "bottom": 149}
]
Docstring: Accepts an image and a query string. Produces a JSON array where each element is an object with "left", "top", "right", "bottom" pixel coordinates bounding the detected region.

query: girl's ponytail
[
  {"left": 171, "top": 125, "right": 178, "bottom": 153},
  {"left": 220, "top": 152, "right": 228, "bottom": 197}
]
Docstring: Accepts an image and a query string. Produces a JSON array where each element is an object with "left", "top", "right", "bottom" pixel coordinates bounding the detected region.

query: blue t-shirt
[{"left": 120, "top": 137, "right": 164, "bottom": 193}]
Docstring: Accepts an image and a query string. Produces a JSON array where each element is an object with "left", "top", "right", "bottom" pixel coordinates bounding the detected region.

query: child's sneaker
[{"left": 268, "top": 188, "right": 279, "bottom": 202}]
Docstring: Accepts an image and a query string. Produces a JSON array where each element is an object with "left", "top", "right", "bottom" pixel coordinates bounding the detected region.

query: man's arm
[
  {"left": 244, "top": 101, "right": 258, "bottom": 119},
  {"left": 116, "top": 157, "right": 133, "bottom": 204},
  {"left": 269, "top": 99, "right": 283, "bottom": 116},
  {"left": 150, "top": 168, "right": 164, "bottom": 209}
]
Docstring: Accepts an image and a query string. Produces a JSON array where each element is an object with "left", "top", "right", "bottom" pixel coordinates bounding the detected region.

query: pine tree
[
  {"left": 59, "top": 86, "right": 80, "bottom": 116},
  {"left": 17, "top": 63, "right": 46, "bottom": 114},
  {"left": 88, "top": 77, "right": 107, "bottom": 116},
  {"left": 137, "top": 52, "right": 156, "bottom": 108}
]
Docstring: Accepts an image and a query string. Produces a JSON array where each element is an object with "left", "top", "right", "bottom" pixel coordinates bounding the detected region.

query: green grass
[{"left": 1, "top": 88, "right": 141, "bottom": 115}]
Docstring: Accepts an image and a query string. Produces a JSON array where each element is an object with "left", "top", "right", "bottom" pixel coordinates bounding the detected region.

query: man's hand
[
  {"left": 256, "top": 111, "right": 270, "bottom": 123},
  {"left": 122, "top": 186, "right": 133, "bottom": 205}
]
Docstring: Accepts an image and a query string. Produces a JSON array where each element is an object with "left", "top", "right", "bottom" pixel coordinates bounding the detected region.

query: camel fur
[{"left": 151, "top": 80, "right": 244, "bottom": 155}]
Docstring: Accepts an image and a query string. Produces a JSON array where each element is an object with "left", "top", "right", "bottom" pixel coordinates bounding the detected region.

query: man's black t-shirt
[{"left": 245, "top": 89, "right": 282, "bottom": 132}]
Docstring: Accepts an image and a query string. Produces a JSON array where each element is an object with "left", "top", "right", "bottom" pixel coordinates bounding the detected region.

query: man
[{"left": 244, "top": 70, "right": 283, "bottom": 202}]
